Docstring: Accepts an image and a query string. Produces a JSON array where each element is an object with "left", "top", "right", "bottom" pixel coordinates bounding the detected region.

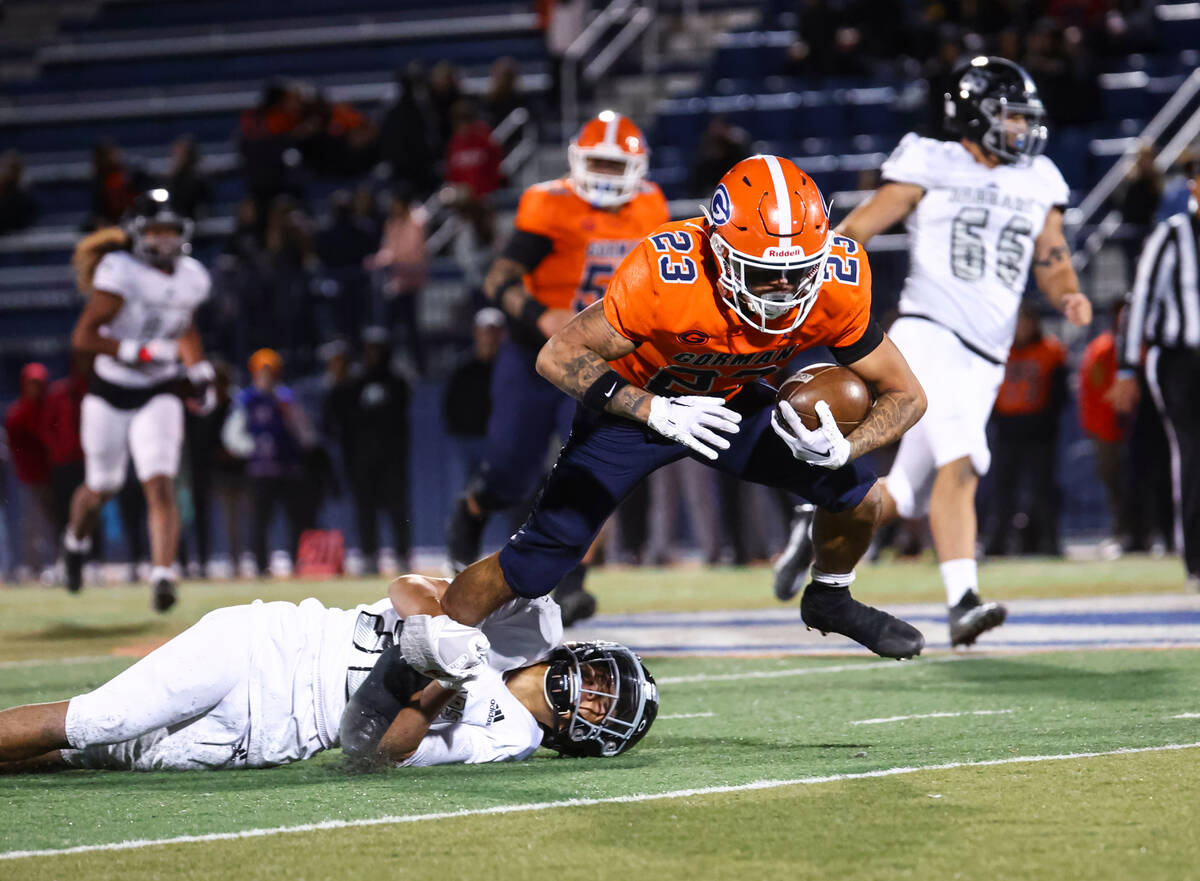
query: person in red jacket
[
  {"left": 4, "top": 362, "right": 54, "bottom": 579},
  {"left": 39, "top": 353, "right": 91, "bottom": 542},
  {"left": 444, "top": 101, "right": 503, "bottom": 199}
]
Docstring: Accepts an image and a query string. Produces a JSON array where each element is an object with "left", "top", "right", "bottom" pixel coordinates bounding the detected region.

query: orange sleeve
[
  {"left": 602, "top": 242, "right": 658, "bottom": 342},
  {"left": 513, "top": 186, "right": 557, "bottom": 239},
  {"left": 826, "top": 244, "right": 874, "bottom": 349}
]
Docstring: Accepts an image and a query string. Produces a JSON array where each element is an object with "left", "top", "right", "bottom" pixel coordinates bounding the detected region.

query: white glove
[
  {"left": 647, "top": 395, "right": 742, "bottom": 460},
  {"left": 117, "top": 338, "right": 178, "bottom": 364},
  {"left": 187, "top": 360, "right": 218, "bottom": 415},
  {"left": 399, "top": 614, "right": 491, "bottom": 689},
  {"left": 772, "top": 399, "right": 851, "bottom": 469}
]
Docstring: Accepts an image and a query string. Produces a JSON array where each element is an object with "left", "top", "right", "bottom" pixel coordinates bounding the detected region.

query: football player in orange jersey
[
  {"left": 446, "top": 111, "right": 669, "bottom": 624},
  {"left": 410, "top": 155, "right": 927, "bottom": 682}
]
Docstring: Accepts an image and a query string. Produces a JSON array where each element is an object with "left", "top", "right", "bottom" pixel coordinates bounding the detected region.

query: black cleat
[
  {"left": 557, "top": 590, "right": 598, "bottom": 627},
  {"left": 152, "top": 578, "right": 177, "bottom": 613},
  {"left": 64, "top": 549, "right": 85, "bottom": 594},
  {"left": 446, "top": 496, "right": 486, "bottom": 574},
  {"left": 800, "top": 582, "right": 925, "bottom": 659},
  {"left": 773, "top": 504, "right": 816, "bottom": 601},
  {"left": 948, "top": 590, "right": 1007, "bottom": 647}
]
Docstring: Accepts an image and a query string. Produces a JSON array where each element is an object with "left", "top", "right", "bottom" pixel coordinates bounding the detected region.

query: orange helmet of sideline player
[
  {"left": 567, "top": 110, "right": 650, "bottom": 208},
  {"left": 703, "top": 155, "right": 833, "bottom": 335}
]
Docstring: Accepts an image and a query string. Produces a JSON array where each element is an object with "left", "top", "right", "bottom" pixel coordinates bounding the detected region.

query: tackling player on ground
[
  {"left": 0, "top": 576, "right": 657, "bottom": 772},
  {"left": 63, "top": 190, "right": 218, "bottom": 611},
  {"left": 410, "top": 153, "right": 929, "bottom": 686},
  {"left": 447, "top": 110, "right": 669, "bottom": 625},
  {"left": 772, "top": 57, "right": 1092, "bottom": 646}
]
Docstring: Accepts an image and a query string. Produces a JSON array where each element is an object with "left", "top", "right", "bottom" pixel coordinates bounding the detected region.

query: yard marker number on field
[
  {"left": 4, "top": 741, "right": 1199, "bottom": 862},
  {"left": 851, "top": 709, "right": 1015, "bottom": 726}
]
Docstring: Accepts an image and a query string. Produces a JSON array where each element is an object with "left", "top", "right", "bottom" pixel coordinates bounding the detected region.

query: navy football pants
[
  {"left": 473, "top": 339, "right": 577, "bottom": 510},
  {"left": 498, "top": 382, "right": 877, "bottom": 598}
]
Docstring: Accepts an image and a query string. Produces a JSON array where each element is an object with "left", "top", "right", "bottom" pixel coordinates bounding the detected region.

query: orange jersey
[
  {"left": 514, "top": 178, "right": 670, "bottom": 311},
  {"left": 603, "top": 218, "right": 875, "bottom": 399}
]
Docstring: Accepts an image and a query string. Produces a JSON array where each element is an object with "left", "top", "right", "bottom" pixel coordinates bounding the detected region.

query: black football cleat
[
  {"left": 800, "top": 582, "right": 925, "bottom": 659},
  {"left": 446, "top": 496, "right": 486, "bottom": 574},
  {"left": 152, "top": 578, "right": 177, "bottom": 613},
  {"left": 948, "top": 590, "right": 1007, "bottom": 648},
  {"left": 554, "top": 565, "right": 597, "bottom": 627},
  {"left": 64, "top": 549, "right": 85, "bottom": 594},
  {"left": 773, "top": 504, "right": 816, "bottom": 601}
]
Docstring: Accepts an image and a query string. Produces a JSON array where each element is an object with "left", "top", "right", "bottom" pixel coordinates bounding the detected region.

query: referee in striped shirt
[{"left": 1111, "top": 156, "right": 1200, "bottom": 590}]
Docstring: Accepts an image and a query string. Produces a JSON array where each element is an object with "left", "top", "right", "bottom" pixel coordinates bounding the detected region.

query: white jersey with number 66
[{"left": 881, "top": 133, "right": 1070, "bottom": 362}]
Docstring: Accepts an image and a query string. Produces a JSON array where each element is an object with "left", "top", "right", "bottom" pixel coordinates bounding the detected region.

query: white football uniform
[
  {"left": 61, "top": 595, "right": 561, "bottom": 771},
  {"left": 81, "top": 250, "right": 210, "bottom": 492},
  {"left": 879, "top": 134, "right": 1070, "bottom": 517}
]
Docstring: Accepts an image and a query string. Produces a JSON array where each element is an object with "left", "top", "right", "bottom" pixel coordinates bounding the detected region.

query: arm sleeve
[
  {"left": 601, "top": 243, "right": 658, "bottom": 343},
  {"left": 1119, "top": 220, "right": 1173, "bottom": 370},
  {"left": 502, "top": 229, "right": 554, "bottom": 269},
  {"left": 92, "top": 253, "right": 131, "bottom": 296},
  {"left": 879, "top": 133, "right": 938, "bottom": 190}
]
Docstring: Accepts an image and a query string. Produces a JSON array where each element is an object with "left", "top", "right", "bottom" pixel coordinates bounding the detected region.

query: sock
[
  {"left": 150, "top": 565, "right": 177, "bottom": 584},
  {"left": 939, "top": 558, "right": 977, "bottom": 606},
  {"left": 811, "top": 567, "right": 856, "bottom": 588},
  {"left": 63, "top": 530, "right": 91, "bottom": 554}
]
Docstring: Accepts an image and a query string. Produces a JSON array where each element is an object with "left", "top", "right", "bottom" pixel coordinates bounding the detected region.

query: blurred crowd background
[{"left": 1, "top": 0, "right": 1198, "bottom": 581}]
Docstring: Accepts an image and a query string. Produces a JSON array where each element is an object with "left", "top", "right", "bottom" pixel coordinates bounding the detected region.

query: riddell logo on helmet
[{"left": 762, "top": 246, "right": 809, "bottom": 259}]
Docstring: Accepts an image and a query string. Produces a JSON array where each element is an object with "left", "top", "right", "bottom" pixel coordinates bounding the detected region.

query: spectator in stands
[
  {"left": 300, "top": 89, "right": 378, "bottom": 177},
  {"left": 184, "top": 359, "right": 242, "bottom": 578},
  {"left": 443, "top": 307, "right": 505, "bottom": 500},
  {"left": 483, "top": 57, "right": 526, "bottom": 135},
  {"left": 1080, "top": 305, "right": 1131, "bottom": 550},
  {"left": 428, "top": 61, "right": 464, "bottom": 148},
  {"left": 786, "top": 0, "right": 839, "bottom": 79},
  {"left": 5, "top": 363, "right": 54, "bottom": 580},
  {"left": 353, "top": 185, "right": 384, "bottom": 242},
  {"left": 984, "top": 304, "right": 1069, "bottom": 557},
  {"left": 1116, "top": 143, "right": 1163, "bottom": 284},
  {"left": 445, "top": 100, "right": 503, "bottom": 200},
  {"left": 688, "top": 115, "right": 753, "bottom": 199},
  {"left": 543, "top": 0, "right": 587, "bottom": 111},
  {"left": 452, "top": 194, "right": 497, "bottom": 316},
  {"left": 921, "top": 27, "right": 965, "bottom": 133},
  {"left": 1055, "top": 26, "right": 1103, "bottom": 127},
  {"left": 316, "top": 191, "right": 377, "bottom": 341},
  {"left": 367, "top": 193, "right": 428, "bottom": 374},
  {"left": 222, "top": 348, "right": 313, "bottom": 576},
  {"left": 38, "top": 352, "right": 89, "bottom": 545},
  {"left": 239, "top": 80, "right": 305, "bottom": 223},
  {"left": 263, "top": 196, "right": 319, "bottom": 363},
  {"left": 1022, "top": 21, "right": 1072, "bottom": 126},
  {"left": 0, "top": 150, "right": 36, "bottom": 235},
  {"left": 165, "top": 136, "right": 211, "bottom": 221},
  {"left": 378, "top": 63, "right": 442, "bottom": 197},
  {"left": 347, "top": 327, "right": 412, "bottom": 574},
  {"left": 88, "top": 140, "right": 140, "bottom": 228}
]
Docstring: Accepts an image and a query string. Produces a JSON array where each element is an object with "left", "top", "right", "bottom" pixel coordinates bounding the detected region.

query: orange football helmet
[
  {"left": 568, "top": 110, "right": 649, "bottom": 208},
  {"left": 703, "top": 155, "right": 832, "bottom": 334}
]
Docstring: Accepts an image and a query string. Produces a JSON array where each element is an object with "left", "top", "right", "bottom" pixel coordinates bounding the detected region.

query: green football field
[{"left": 1, "top": 556, "right": 1199, "bottom": 879}]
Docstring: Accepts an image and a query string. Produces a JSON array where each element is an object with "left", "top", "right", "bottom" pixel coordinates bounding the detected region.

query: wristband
[
  {"left": 519, "top": 297, "right": 547, "bottom": 330},
  {"left": 116, "top": 339, "right": 141, "bottom": 364},
  {"left": 582, "top": 369, "right": 630, "bottom": 412}
]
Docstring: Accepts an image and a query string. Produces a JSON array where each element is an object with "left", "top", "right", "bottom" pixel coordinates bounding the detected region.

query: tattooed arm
[
  {"left": 841, "top": 334, "right": 927, "bottom": 460},
  {"left": 535, "top": 300, "right": 654, "bottom": 422},
  {"left": 1033, "top": 208, "right": 1092, "bottom": 327}
]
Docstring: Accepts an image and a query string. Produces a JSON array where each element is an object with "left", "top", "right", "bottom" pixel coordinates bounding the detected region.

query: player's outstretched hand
[
  {"left": 772, "top": 400, "right": 851, "bottom": 469},
  {"left": 648, "top": 395, "right": 742, "bottom": 460},
  {"left": 399, "top": 614, "right": 491, "bottom": 689},
  {"left": 1062, "top": 292, "right": 1092, "bottom": 326}
]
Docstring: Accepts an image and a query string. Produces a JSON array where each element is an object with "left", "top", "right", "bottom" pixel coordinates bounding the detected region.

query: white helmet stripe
[
  {"left": 604, "top": 113, "right": 620, "bottom": 146},
  {"left": 762, "top": 154, "right": 792, "bottom": 249}
]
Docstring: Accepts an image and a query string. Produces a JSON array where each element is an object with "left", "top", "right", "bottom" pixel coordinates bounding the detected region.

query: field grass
[{"left": 1, "top": 558, "right": 1197, "bottom": 878}]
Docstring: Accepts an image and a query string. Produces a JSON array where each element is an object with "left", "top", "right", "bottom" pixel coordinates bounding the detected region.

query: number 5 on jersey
[{"left": 650, "top": 231, "right": 697, "bottom": 284}]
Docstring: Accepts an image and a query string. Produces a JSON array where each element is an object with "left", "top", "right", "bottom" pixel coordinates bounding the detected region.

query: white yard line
[
  {"left": 851, "top": 709, "right": 1014, "bottom": 726},
  {"left": 0, "top": 655, "right": 114, "bottom": 669},
  {"left": 659, "top": 712, "right": 715, "bottom": 720},
  {"left": 658, "top": 653, "right": 975, "bottom": 685},
  {"left": 1171, "top": 713, "right": 1200, "bottom": 719},
  {"left": 3, "top": 741, "right": 1197, "bottom": 862}
]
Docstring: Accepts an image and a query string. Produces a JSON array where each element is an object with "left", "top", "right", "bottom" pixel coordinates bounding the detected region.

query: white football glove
[
  {"left": 647, "top": 395, "right": 742, "bottom": 461},
  {"left": 187, "top": 360, "right": 218, "bottom": 415},
  {"left": 772, "top": 399, "right": 851, "bottom": 470},
  {"left": 398, "top": 614, "right": 491, "bottom": 689}
]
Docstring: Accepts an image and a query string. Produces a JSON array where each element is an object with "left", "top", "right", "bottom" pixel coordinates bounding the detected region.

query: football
[{"left": 776, "top": 363, "right": 873, "bottom": 433}]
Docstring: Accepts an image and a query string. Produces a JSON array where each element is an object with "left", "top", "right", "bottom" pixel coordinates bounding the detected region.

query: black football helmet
[
  {"left": 541, "top": 641, "right": 658, "bottom": 758},
  {"left": 944, "top": 56, "right": 1048, "bottom": 166},
  {"left": 123, "top": 188, "right": 194, "bottom": 265}
]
